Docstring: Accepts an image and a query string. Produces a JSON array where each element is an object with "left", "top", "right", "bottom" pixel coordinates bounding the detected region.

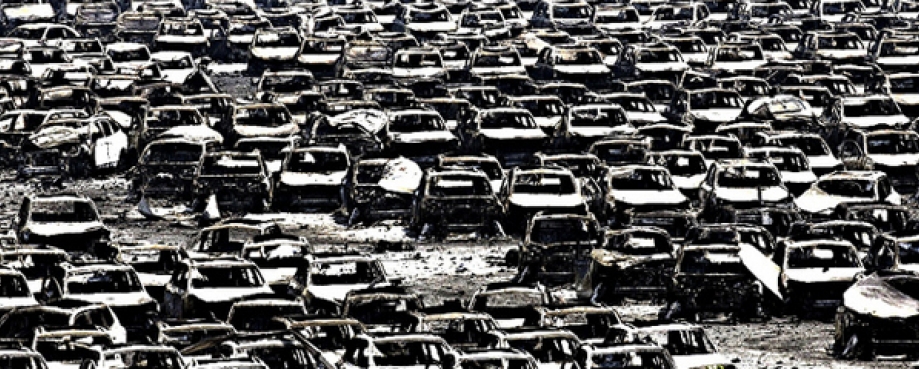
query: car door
[
  {"left": 108, "top": 120, "right": 130, "bottom": 165},
  {"left": 838, "top": 140, "right": 872, "bottom": 170},
  {"left": 91, "top": 120, "right": 113, "bottom": 168},
  {"left": 698, "top": 164, "right": 717, "bottom": 202},
  {"left": 163, "top": 265, "right": 189, "bottom": 319}
]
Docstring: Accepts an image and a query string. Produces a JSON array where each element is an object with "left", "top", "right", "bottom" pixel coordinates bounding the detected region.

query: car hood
[
  {"left": 2, "top": 4, "right": 54, "bottom": 21},
  {"left": 159, "top": 125, "right": 223, "bottom": 144},
  {"left": 779, "top": 170, "right": 818, "bottom": 184},
  {"left": 228, "top": 35, "right": 254, "bottom": 44},
  {"left": 298, "top": 54, "right": 340, "bottom": 64},
  {"left": 626, "top": 111, "right": 667, "bottom": 124},
  {"left": 27, "top": 221, "right": 106, "bottom": 237},
  {"left": 877, "top": 55, "right": 919, "bottom": 66},
  {"left": 508, "top": 193, "right": 582, "bottom": 207},
  {"left": 29, "top": 126, "right": 84, "bottom": 149},
  {"left": 555, "top": 64, "right": 611, "bottom": 75},
  {"left": 161, "top": 69, "right": 196, "bottom": 84},
  {"left": 808, "top": 154, "right": 842, "bottom": 169},
  {"left": 68, "top": 292, "right": 155, "bottom": 307},
  {"left": 391, "top": 131, "right": 456, "bottom": 144},
  {"left": 691, "top": 108, "right": 740, "bottom": 122},
  {"left": 136, "top": 273, "right": 172, "bottom": 287},
  {"left": 190, "top": 286, "right": 274, "bottom": 303},
  {"left": 637, "top": 62, "right": 689, "bottom": 72},
  {"left": 672, "top": 353, "right": 733, "bottom": 369},
  {"left": 280, "top": 171, "right": 347, "bottom": 187},
  {"left": 843, "top": 273, "right": 919, "bottom": 319},
  {"left": 251, "top": 47, "right": 300, "bottom": 60},
  {"left": 871, "top": 153, "right": 919, "bottom": 167},
  {"left": 471, "top": 66, "right": 527, "bottom": 76},
  {"left": 0, "top": 296, "right": 39, "bottom": 309},
  {"left": 843, "top": 115, "right": 911, "bottom": 129},
  {"left": 392, "top": 67, "right": 443, "bottom": 78},
  {"left": 613, "top": 189, "right": 688, "bottom": 205},
  {"left": 672, "top": 173, "right": 705, "bottom": 189},
  {"left": 407, "top": 22, "right": 456, "bottom": 32},
  {"left": 796, "top": 191, "right": 871, "bottom": 214},
  {"left": 715, "top": 186, "right": 789, "bottom": 202},
  {"left": 310, "top": 284, "right": 375, "bottom": 303},
  {"left": 785, "top": 267, "right": 862, "bottom": 284},
  {"left": 893, "top": 93, "right": 919, "bottom": 105},
  {"left": 713, "top": 59, "right": 768, "bottom": 71},
  {"left": 569, "top": 126, "right": 636, "bottom": 137},
  {"left": 260, "top": 267, "right": 297, "bottom": 284},
  {"left": 818, "top": 49, "right": 865, "bottom": 59},
  {"left": 234, "top": 124, "right": 299, "bottom": 138},
  {"left": 480, "top": 128, "right": 546, "bottom": 141},
  {"left": 156, "top": 35, "right": 209, "bottom": 44}
]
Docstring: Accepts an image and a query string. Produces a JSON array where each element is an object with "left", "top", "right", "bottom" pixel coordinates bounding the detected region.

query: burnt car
[
  {"left": 340, "top": 333, "right": 459, "bottom": 369},
  {"left": 384, "top": 109, "right": 459, "bottom": 167},
  {"left": 225, "top": 103, "right": 297, "bottom": 146},
  {"left": 587, "top": 227, "right": 676, "bottom": 303},
  {"left": 468, "top": 282, "right": 552, "bottom": 329},
  {"left": 39, "top": 263, "right": 159, "bottom": 340},
  {"left": 345, "top": 156, "right": 420, "bottom": 225},
  {"left": 273, "top": 145, "right": 350, "bottom": 211},
  {"left": 341, "top": 286, "right": 424, "bottom": 332},
  {"left": 499, "top": 166, "right": 589, "bottom": 232},
  {"left": 163, "top": 257, "right": 274, "bottom": 320},
  {"left": 185, "top": 219, "right": 311, "bottom": 292},
  {"left": 155, "top": 320, "right": 237, "bottom": 350},
  {"left": 458, "top": 107, "right": 547, "bottom": 167},
  {"left": 603, "top": 323, "right": 735, "bottom": 369},
  {"left": 192, "top": 151, "right": 273, "bottom": 214},
  {"left": 132, "top": 137, "right": 210, "bottom": 201},
  {"left": 0, "top": 109, "right": 49, "bottom": 167},
  {"left": 0, "top": 267, "right": 38, "bottom": 316},
  {"left": 834, "top": 271, "right": 919, "bottom": 360},
  {"left": 304, "top": 108, "right": 386, "bottom": 159},
  {"left": 247, "top": 26, "right": 302, "bottom": 75},
  {"left": 629, "top": 210, "right": 699, "bottom": 244},
  {"left": 517, "top": 212, "right": 602, "bottom": 288},
  {"left": 14, "top": 193, "right": 110, "bottom": 254},
  {"left": 663, "top": 244, "right": 766, "bottom": 322},
  {"left": 774, "top": 239, "right": 864, "bottom": 315},
  {"left": 19, "top": 115, "right": 130, "bottom": 179},
  {"left": 411, "top": 168, "right": 504, "bottom": 239},
  {"left": 286, "top": 252, "right": 392, "bottom": 314}
]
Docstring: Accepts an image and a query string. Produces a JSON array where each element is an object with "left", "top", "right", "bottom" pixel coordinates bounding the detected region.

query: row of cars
[
  {"left": 7, "top": 186, "right": 919, "bottom": 364},
  {"left": 0, "top": 193, "right": 747, "bottom": 369}
]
